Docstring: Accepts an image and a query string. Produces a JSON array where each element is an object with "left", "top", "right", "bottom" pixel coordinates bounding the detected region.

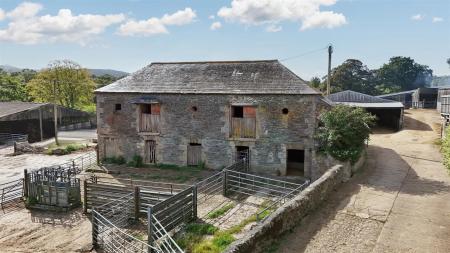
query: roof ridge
[{"left": 150, "top": 59, "right": 279, "bottom": 65}]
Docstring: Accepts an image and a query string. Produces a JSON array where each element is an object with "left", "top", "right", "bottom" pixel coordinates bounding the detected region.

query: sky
[{"left": 0, "top": 0, "right": 449, "bottom": 79}]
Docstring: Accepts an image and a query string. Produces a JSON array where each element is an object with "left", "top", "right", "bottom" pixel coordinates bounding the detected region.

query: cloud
[
  {"left": 209, "top": 15, "right": 215, "bottom": 20},
  {"left": 217, "top": 0, "right": 347, "bottom": 31},
  {"left": 411, "top": 14, "right": 423, "bottom": 21},
  {"left": 266, "top": 24, "right": 282, "bottom": 32},
  {"left": 0, "top": 2, "right": 125, "bottom": 45},
  {"left": 210, "top": 21, "right": 222, "bottom": 30},
  {"left": 432, "top": 17, "right": 443, "bottom": 23},
  {"left": 0, "top": 8, "right": 5, "bottom": 21},
  {"left": 118, "top": 7, "right": 196, "bottom": 36}
]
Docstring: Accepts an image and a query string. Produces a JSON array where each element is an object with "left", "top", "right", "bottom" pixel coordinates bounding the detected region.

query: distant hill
[
  {"left": 0, "top": 64, "right": 128, "bottom": 78},
  {"left": 88, "top": 69, "right": 128, "bottom": 78},
  {"left": 0, "top": 65, "right": 22, "bottom": 73}
]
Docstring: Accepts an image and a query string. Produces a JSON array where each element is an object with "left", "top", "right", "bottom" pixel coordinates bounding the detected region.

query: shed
[
  {"left": 0, "top": 102, "right": 91, "bottom": 142},
  {"left": 328, "top": 90, "right": 404, "bottom": 131},
  {"left": 412, "top": 88, "right": 438, "bottom": 109}
]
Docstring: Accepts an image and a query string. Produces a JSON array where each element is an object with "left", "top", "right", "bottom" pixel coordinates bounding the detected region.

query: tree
[
  {"left": 316, "top": 105, "right": 376, "bottom": 163},
  {"left": 92, "top": 74, "right": 122, "bottom": 88},
  {"left": 376, "top": 56, "right": 432, "bottom": 93},
  {"left": 447, "top": 58, "right": 450, "bottom": 68},
  {"left": 0, "top": 69, "right": 30, "bottom": 101},
  {"left": 28, "top": 60, "right": 95, "bottom": 109},
  {"left": 325, "top": 59, "right": 377, "bottom": 95},
  {"left": 309, "top": 76, "right": 325, "bottom": 92}
]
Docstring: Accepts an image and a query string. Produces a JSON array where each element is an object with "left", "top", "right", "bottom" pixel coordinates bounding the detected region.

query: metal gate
[
  {"left": 145, "top": 140, "right": 156, "bottom": 164},
  {"left": 236, "top": 149, "right": 250, "bottom": 171}
]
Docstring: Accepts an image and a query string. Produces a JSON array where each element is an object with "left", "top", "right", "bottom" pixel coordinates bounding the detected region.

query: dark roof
[
  {"left": 327, "top": 90, "right": 403, "bottom": 108},
  {"left": 0, "top": 101, "right": 47, "bottom": 118},
  {"left": 96, "top": 60, "right": 319, "bottom": 95}
]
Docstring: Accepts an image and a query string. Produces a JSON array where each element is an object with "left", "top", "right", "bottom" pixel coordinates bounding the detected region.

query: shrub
[
  {"left": 442, "top": 128, "right": 450, "bottom": 171},
  {"left": 127, "top": 155, "right": 143, "bottom": 167},
  {"left": 316, "top": 105, "right": 376, "bottom": 163}
]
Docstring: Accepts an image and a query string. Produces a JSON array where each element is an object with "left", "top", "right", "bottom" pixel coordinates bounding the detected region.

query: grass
[
  {"left": 46, "top": 141, "right": 87, "bottom": 155},
  {"left": 207, "top": 203, "right": 236, "bottom": 219},
  {"left": 177, "top": 203, "right": 275, "bottom": 253}
]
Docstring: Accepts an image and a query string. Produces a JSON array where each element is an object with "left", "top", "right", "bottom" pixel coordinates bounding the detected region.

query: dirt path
[{"left": 276, "top": 109, "right": 450, "bottom": 253}]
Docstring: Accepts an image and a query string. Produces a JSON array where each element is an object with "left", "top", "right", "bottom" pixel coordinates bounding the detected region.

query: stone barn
[
  {"left": 0, "top": 102, "right": 91, "bottom": 142},
  {"left": 95, "top": 60, "right": 331, "bottom": 178},
  {"left": 328, "top": 90, "right": 404, "bottom": 131}
]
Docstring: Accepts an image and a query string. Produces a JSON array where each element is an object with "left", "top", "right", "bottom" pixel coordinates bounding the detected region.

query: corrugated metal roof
[
  {"left": 327, "top": 90, "right": 403, "bottom": 108},
  {"left": 96, "top": 60, "right": 319, "bottom": 95},
  {"left": 376, "top": 89, "right": 416, "bottom": 98},
  {"left": 0, "top": 101, "right": 47, "bottom": 118}
]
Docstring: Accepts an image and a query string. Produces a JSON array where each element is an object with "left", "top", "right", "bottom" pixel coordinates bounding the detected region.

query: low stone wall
[
  {"left": 224, "top": 164, "right": 352, "bottom": 253},
  {"left": 311, "top": 149, "right": 366, "bottom": 182}
]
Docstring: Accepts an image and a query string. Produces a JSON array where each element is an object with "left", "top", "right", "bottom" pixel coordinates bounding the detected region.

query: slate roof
[
  {"left": 328, "top": 90, "right": 404, "bottom": 108},
  {"left": 96, "top": 60, "right": 319, "bottom": 95},
  {"left": 0, "top": 101, "right": 47, "bottom": 118}
]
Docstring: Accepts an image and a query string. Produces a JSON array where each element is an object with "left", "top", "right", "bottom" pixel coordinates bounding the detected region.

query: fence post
[
  {"left": 92, "top": 210, "right": 98, "bottom": 249},
  {"left": 134, "top": 186, "right": 140, "bottom": 220},
  {"left": 83, "top": 180, "right": 88, "bottom": 213},
  {"left": 72, "top": 160, "right": 76, "bottom": 174},
  {"left": 147, "top": 207, "right": 153, "bottom": 252},
  {"left": 23, "top": 169, "right": 28, "bottom": 198},
  {"left": 192, "top": 185, "right": 197, "bottom": 220},
  {"left": 95, "top": 145, "right": 100, "bottom": 165},
  {"left": 222, "top": 170, "right": 228, "bottom": 197}
]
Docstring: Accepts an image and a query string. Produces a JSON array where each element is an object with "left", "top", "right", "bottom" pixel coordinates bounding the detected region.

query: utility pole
[
  {"left": 53, "top": 80, "right": 59, "bottom": 146},
  {"left": 327, "top": 44, "right": 333, "bottom": 95}
]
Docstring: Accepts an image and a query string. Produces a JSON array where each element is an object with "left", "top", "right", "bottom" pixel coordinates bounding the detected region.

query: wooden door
[
  {"left": 187, "top": 144, "right": 202, "bottom": 166},
  {"left": 144, "top": 140, "right": 156, "bottom": 164}
]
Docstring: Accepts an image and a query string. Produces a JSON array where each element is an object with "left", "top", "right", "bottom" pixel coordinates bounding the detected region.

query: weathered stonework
[{"left": 96, "top": 93, "right": 326, "bottom": 177}]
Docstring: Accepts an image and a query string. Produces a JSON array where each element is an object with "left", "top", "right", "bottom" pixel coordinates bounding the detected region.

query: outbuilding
[
  {"left": 0, "top": 102, "right": 91, "bottom": 142},
  {"left": 328, "top": 90, "right": 404, "bottom": 131}
]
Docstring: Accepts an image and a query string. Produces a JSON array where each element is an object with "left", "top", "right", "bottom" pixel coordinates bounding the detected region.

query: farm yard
[{"left": 0, "top": 142, "right": 309, "bottom": 253}]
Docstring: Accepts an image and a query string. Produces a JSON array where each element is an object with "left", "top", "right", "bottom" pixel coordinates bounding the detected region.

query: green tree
[
  {"left": 0, "top": 69, "right": 30, "bottom": 101},
  {"left": 376, "top": 56, "right": 432, "bottom": 93},
  {"left": 28, "top": 60, "right": 95, "bottom": 109},
  {"left": 309, "top": 76, "right": 325, "bottom": 92},
  {"left": 92, "top": 74, "right": 122, "bottom": 88},
  {"left": 316, "top": 105, "right": 376, "bottom": 163},
  {"left": 326, "top": 59, "right": 377, "bottom": 95}
]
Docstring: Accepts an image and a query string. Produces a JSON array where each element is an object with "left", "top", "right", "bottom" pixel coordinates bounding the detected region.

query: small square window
[{"left": 115, "top": 103, "right": 121, "bottom": 111}]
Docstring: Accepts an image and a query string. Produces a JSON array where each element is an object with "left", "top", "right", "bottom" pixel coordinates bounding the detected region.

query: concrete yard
[{"left": 277, "top": 109, "right": 450, "bottom": 253}]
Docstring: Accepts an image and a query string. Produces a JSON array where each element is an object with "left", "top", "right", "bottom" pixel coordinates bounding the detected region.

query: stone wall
[
  {"left": 223, "top": 163, "right": 354, "bottom": 253},
  {"left": 96, "top": 93, "right": 325, "bottom": 176}
]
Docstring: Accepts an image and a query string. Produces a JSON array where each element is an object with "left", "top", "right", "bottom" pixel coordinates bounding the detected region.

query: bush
[
  {"left": 442, "top": 128, "right": 450, "bottom": 171},
  {"left": 127, "top": 155, "right": 143, "bottom": 167},
  {"left": 316, "top": 105, "right": 376, "bottom": 163}
]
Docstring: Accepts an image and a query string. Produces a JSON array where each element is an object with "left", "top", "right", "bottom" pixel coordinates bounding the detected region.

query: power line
[{"left": 279, "top": 45, "right": 329, "bottom": 62}]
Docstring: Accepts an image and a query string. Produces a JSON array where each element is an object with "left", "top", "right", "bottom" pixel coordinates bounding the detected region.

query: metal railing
[
  {"left": 92, "top": 192, "right": 183, "bottom": 253},
  {"left": 256, "top": 179, "right": 310, "bottom": 221},
  {"left": 0, "top": 179, "right": 23, "bottom": 208},
  {"left": 149, "top": 209, "right": 184, "bottom": 253},
  {"left": 0, "top": 133, "right": 28, "bottom": 146},
  {"left": 30, "top": 151, "right": 97, "bottom": 174}
]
